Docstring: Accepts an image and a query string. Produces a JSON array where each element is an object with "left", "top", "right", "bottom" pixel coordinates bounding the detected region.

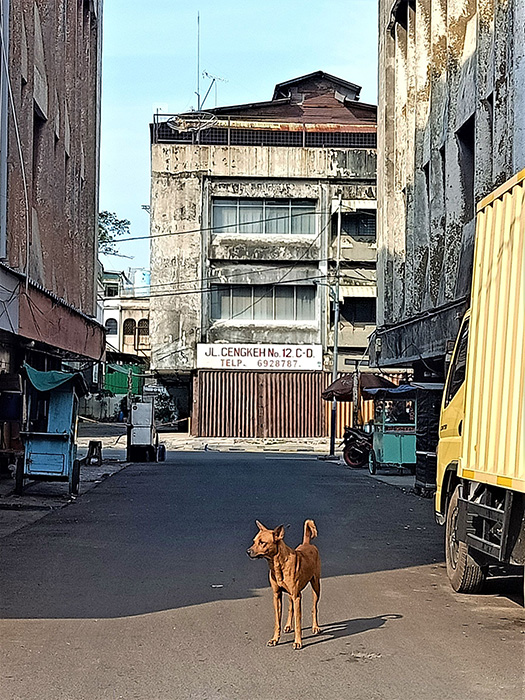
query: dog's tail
[{"left": 303, "top": 519, "right": 318, "bottom": 544}]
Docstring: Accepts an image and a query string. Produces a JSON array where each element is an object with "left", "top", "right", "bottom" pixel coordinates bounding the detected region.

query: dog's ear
[
  {"left": 255, "top": 520, "right": 266, "bottom": 531},
  {"left": 274, "top": 524, "right": 285, "bottom": 540}
]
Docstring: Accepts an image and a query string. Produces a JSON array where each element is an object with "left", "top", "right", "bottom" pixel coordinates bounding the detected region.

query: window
[
  {"left": 137, "top": 319, "right": 149, "bottom": 336},
  {"left": 104, "top": 318, "right": 118, "bottom": 335},
  {"left": 104, "top": 284, "right": 119, "bottom": 297},
  {"left": 123, "top": 318, "right": 136, "bottom": 336},
  {"left": 445, "top": 320, "right": 469, "bottom": 406},
  {"left": 211, "top": 285, "right": 316, "bottom": 321},
  {"left": 340, "top": 298, "right": 376, "bottom": 325},
  {"left": 335, "top": 211, "right": 376, "bottom": 240},
  {"left": 456, "top": 116, "right": 475, "bottom": 221},
  {"left": 212, "top": 199, "right": 316, "bottom": 235}
]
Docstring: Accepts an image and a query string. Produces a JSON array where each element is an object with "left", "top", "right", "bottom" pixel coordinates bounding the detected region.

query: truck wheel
[{"left": 445, "top": 486, "right": 487, "bottom": 593}]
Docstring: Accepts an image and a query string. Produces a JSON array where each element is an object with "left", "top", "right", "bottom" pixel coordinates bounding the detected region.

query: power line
[
  {"left": 110, "top": 208, "right": 338, "bottom": 244},
  {"left": 97, "top": 259, "right": 374, "bottom": 299}
]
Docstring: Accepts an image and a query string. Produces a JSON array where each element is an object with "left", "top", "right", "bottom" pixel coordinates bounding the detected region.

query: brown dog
[{"left": 247, "top": 519, "right": 321, "bottom": 650}]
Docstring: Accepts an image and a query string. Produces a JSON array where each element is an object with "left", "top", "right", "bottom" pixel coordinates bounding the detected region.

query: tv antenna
[
  {"left": 201, "top": 71, "right": 227, "bottom": 109},
  {"left": 195, "top": 13, "right": 227, "bottom": 111}
]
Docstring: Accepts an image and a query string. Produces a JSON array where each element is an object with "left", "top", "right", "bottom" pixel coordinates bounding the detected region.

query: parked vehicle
[
  {"left": 435, "top": 170, "right": 525, "bottom": 597},
  {"left": 341, "top": 425, "right": 372, "bottom": 468}
]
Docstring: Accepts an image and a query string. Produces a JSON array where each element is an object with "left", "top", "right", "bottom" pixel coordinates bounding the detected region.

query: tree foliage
[{"left": 98, "top": 211, "right": 131, "bottom": 256}]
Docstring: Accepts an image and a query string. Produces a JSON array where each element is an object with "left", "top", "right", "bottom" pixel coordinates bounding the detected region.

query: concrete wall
[
  {"left": 5, "top": 0, "right": 101, "bottom": 317},
  {"left": 150, "top": 143, "right": 377, "bottom": 373},
  {"left": 376, "top": 0, "right": 524, "bottom": 367}
]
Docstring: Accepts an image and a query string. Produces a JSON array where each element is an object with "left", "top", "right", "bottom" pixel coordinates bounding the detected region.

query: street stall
[
  {"left": 16, "top": 363, "right": 88, "bottom": 495},
  {"left": 321, "top": 373, "right": 398, "bottom": 465},
  {"left": 362, "top": 383, "right": 443, "bottom": 488}
]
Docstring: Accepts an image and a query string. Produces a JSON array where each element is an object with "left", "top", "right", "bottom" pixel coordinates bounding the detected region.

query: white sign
[{"left": 197, "top": 344, "right": 323, "bottom": 371}]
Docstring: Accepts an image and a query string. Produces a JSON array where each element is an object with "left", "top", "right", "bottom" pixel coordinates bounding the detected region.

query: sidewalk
[{"left": 0, "top": 444, "right": 126, "bottom": 539}]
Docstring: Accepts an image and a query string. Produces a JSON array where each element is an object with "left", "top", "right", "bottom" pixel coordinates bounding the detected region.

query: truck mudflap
[{"left": 457, "top": 482, "right": 525, "bottom": 564}]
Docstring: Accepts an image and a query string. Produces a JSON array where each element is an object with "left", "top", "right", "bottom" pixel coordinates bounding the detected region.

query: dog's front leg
[
  {"left": 284, "top": 596, "right": 294, "bottom": 633},
  {"left": 267, "top": 588, "right": 282, "bottom": 647},
  {"left": 292, "top": 593, "right": 302, "bottom": 650}
]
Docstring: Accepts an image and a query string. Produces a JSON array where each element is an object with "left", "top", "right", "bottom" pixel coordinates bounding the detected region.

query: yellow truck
[{"left": 435, "top": 169, "right": 525, "bottom": 595}]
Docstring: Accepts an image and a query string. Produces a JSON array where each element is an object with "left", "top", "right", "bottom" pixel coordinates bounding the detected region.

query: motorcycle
[{"left": 341, "top": 425, "right": 373, "bottom": 468}]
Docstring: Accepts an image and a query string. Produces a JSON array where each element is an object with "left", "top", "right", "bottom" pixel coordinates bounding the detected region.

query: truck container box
[{"left": 460, "top": 169, "right": 525, "bottom": 493}]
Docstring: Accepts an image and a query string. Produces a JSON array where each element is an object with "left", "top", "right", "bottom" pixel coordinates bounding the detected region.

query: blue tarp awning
[
  {"left": 362, "top": 382, "right": 444, "bottom": 398},
  {"left": 23, "top": 363, "right": 89, "bottom": 397}
]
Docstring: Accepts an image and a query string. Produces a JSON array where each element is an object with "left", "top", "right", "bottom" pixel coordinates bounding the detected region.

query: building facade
[
  {"left": 102, "top": 268, "right": 151, "bottom": 360},
  {"left": 149, "top": 72, "right": 377, "bottom": 437},
  {"left": 374, "top": 0, "right": 525, "bottom": 377},
  {"left": 0, "top": 1, "right": 103, "bottom": 466}
]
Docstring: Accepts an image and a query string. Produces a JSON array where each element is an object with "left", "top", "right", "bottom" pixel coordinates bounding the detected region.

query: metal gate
[{"left": 193, "top": 370, "right": 327, "bottom": 438}]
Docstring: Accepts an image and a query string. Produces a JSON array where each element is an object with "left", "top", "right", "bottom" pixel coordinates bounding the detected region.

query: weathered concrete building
[
  {"left": 103, "top": 268, "right": 150, "bottom": 360},
  {"left": 149, "top": 72, "right": 377, "bottom": 436},
  {"left": 0, "top": 1, "right": 103, "bottom": 464},
  {"left": 374, "top": 0, "right": 525, "bottom": 376}
]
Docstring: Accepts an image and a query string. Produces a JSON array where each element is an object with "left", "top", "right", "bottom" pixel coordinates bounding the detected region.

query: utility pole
[{"left": 329, "top": 194, "right": 342, "bottom": 456}]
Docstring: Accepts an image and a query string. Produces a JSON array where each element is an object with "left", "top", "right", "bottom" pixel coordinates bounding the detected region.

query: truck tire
[{"left": 445, "top": 485, "right": 487, "bottom": 593}]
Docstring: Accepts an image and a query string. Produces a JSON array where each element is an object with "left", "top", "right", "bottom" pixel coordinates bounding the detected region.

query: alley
[{"left": 0, "top": 452, "right": 523, "bottom": 700}]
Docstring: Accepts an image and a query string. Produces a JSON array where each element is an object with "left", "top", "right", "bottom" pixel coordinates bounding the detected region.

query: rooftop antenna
[
  {"left": 202, "top": 71, "right": 228, "bottom": 109},
  {"left": 196, "top": 12, "right": 201, "bottom": 111}
]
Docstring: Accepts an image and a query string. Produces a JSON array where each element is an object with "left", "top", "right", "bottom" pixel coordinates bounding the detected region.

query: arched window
[
  {"left": 123, "top": 318, "right": 136, "bottom": 336},
  {"left": 104, "top": 318, "right": 118, "bottom": 335},
  {"left": 137, "top": 318, "right": 149, "bottom": 336}
]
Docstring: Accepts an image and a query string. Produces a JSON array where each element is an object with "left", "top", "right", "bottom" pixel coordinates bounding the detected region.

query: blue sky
[{"left": 99, "top": 0, "right": 378, "bottom": 269}]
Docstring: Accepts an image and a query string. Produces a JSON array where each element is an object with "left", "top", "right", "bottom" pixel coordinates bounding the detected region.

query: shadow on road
[
  {"left": 277, "top": 614, "right": 404, "bottom": 649},
  {"left": 0, "top": 453, "right": 445, "bottom": 620}
]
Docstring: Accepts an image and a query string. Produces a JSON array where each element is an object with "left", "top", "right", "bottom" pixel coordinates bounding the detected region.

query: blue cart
[
  {"left": 16, "top": 364, "right": 88, "bottom": 495},
  {"left": 363, "top": 383, "right": 444, "bottom": 478},
  {"left": 364, "top": 384, "right": 417, "bottom": 474}
]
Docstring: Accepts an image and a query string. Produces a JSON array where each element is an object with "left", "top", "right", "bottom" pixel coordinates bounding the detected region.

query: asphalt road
[{"left": 0, "top": 452, "right": 523, "bottom": 700}]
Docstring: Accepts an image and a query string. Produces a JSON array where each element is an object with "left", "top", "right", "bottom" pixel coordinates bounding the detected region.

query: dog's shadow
[{"left": 280, "top": 614, "right": 403, "bottom": 648}]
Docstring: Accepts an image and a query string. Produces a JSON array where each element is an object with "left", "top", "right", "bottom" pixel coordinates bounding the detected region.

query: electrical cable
[
  {"left": 105, "top": 207, "right": 337, "bottom": 244},
  {"left": 96, "top": 257, "right": 374, "bottom": 297}
]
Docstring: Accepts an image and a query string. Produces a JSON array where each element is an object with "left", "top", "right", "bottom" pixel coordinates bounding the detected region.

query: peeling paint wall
[
  {"left": 377, "top": 0, "right": 524, "bottom": 367},
  {"left": 150, "top": 143, "right": 377, "bottom": 372}
]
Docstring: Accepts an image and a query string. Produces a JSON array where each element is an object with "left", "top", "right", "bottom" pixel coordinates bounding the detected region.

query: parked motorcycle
[{"left": 341, "top": 425, "right": 373, "bottom": 468}]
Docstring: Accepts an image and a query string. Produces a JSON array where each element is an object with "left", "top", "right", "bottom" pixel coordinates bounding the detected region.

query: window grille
[
  {"left": 336, "top": 210, "right": 377, "bottom": 240},
  {"left": 123, "top": 318, "right": 136, "bottom": 336},
  {"left": 137, "top": 319, "right": 149, "bottom": 336}
]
